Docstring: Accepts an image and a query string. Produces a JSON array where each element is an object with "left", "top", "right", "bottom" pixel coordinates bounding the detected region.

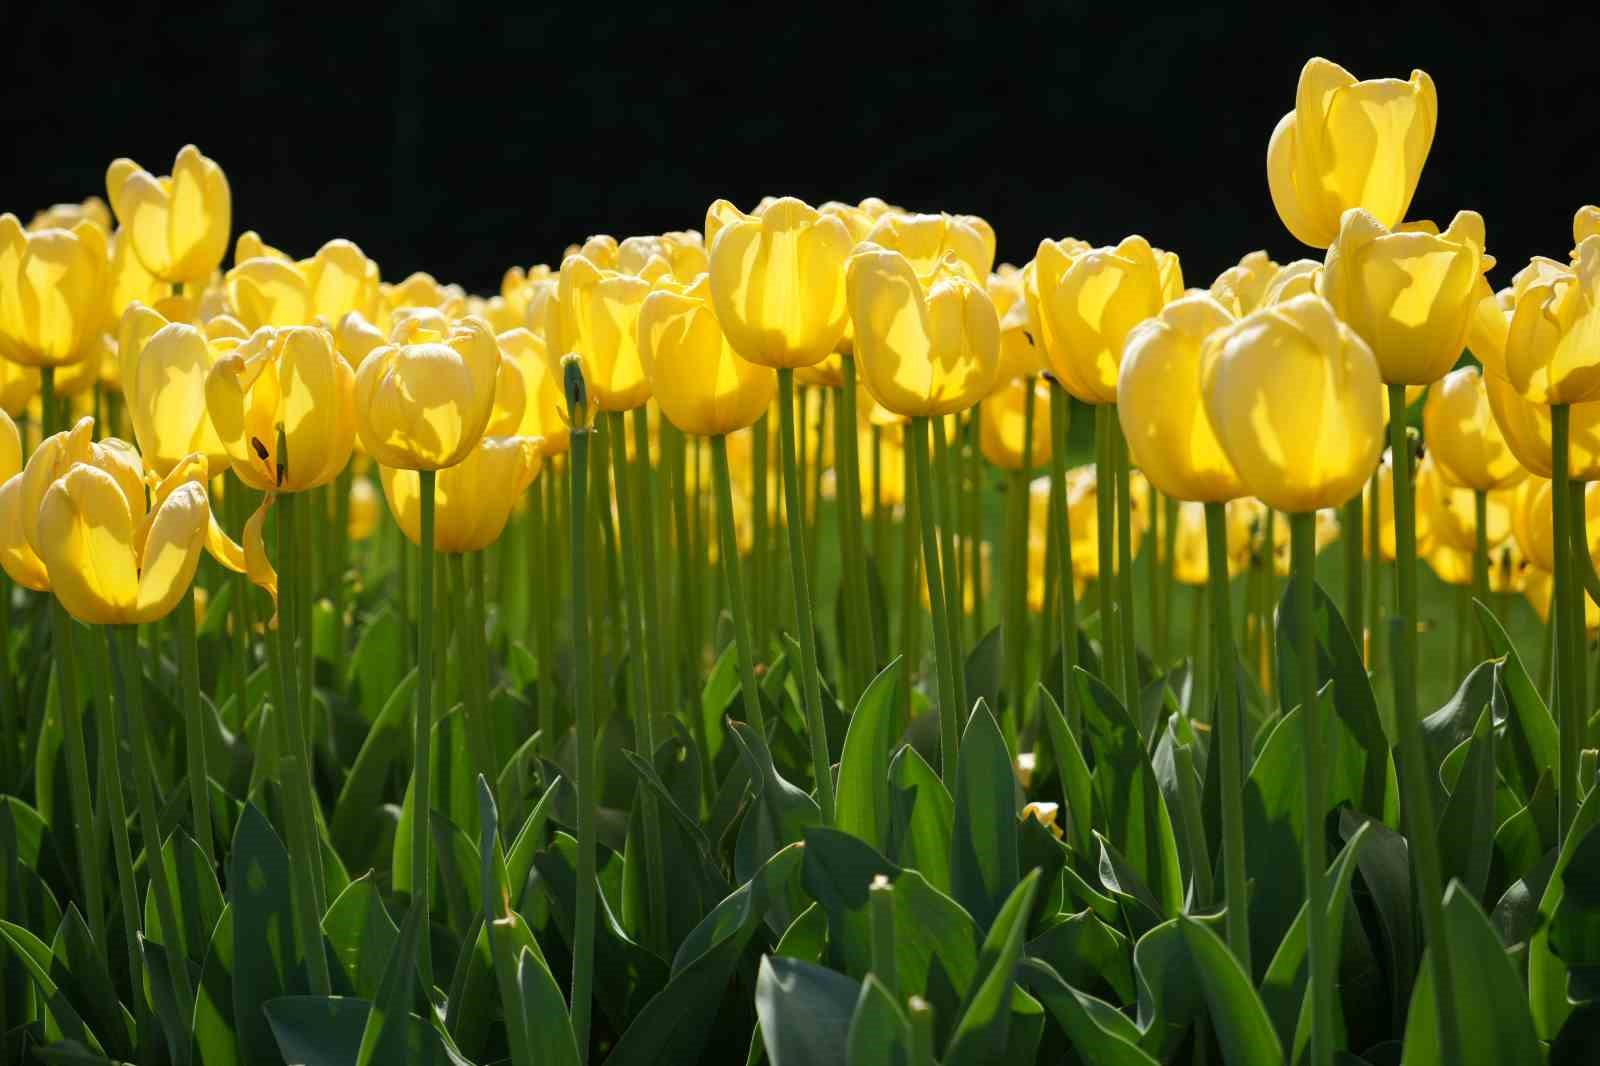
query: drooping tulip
[
  {"left": 638, "top": 274, "right": 777, "bottom": 437},
  {"left": 1320, "top": 208, "right": 1490, "bottom": 385},
  {"left": 1503, "top": 237, "right": 1600, "bottom": 405},
  {"left": 0, "top": 214, "right": 109, "bottom": 367},
  {"left": 545, "top": 252, "right": 662, "bottom": 412},
  {"left": 1483, "top": 370, "right": 1600, "bottom": 480},
  {"left": 1201, "top": 292, "right": 1384, "bottom": 514},
  {"left": 704, "top": 197, "right": 854, "bottom": 369},
  {"left": 206, "top": 325, "right": 357, "bottom": 491},
  {"left": 1267, "top": 58, "right": 1437, "bottom": 248},
  {"left": 105, "top": 145, "right": 231, "bottom": 284},
  {"left": 1422, "top": 366, "right": 1525, "bottom": 491},
  {"left": 379, "top": 435, "right": 541, "bottom": 553},
  {"left": 353, "top": 313, "right": 500, "bottom": 471},
  {"left": 1031, "top": 234, "right": 1176, "bottom": 405},
  {"left": 978, "top": 376, "right": 1051, "bottom": 470},
  {"left": 1117, "top": 292, "right": 1244, "bottom": 503},
  {"left": 846, "top": 244, "right": 998, "bottom": 418}
]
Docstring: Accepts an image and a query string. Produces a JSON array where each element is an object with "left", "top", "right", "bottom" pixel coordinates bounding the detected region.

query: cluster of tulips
[{"left": 2, "top": 55, "right": 1599, "bottom": 1066}]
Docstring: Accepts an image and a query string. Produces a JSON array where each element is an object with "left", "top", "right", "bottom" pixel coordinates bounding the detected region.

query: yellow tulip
[
  {"left": 987, "top": 265, "right": 1044, "bottom": 385},
  {"left": 638, "top": 274, "right": 776, "bottom": 437},
  {"left": 547, "top": 252, "right": 663, "bottom": 412},
  {"left": 226, "top": 238, "right": 382, "bottom": 331},
  {"left": 0, "top": 214, "right": 109, "bottom": 368},
  {"left": 1510, "top": 477, "right": 1600, "bottom": 574},
  {"left": 381, "top": 272, "right": 465, "bottom": 323},
  {"left": 846, "top": 244, "right": 998, "bottom": 418},
  {"left": 1417, "top": 453, "right": 1511, "bottom": 553},
  {"left": 52, "top": 332, "right": 117, "bottom": 398},
  {"left": 619, "top": 231, "right": 708, "bottom": 281},
  {"left": 353, "top": 313, "right": 499, "bottom": 471},
  {"left": 496, "top": 327, "right": 567, "bottom": 457},
  {"left": 705, "top": 197, "right": 854, "bottom": 369},
  {"left": 29, "top": 198, "right": 112, "bottom": 234},
  {"left": 1064, "top": 464, "right": 1151, "bottom": 582},
  {"left": 0, "top": 410, "right": 18, "bottom": 484},
  {"left": 1320, "top": 209, "right": 1489, "bottom": 385},
  {"left": 0, "top": 358, "right": 39, "bottom": 417},
  {"left": 1201, "top": 292, "right": 1383, "bottom": 514},
  {"left": 1524, "top": 566, "right": 1600, "bottom": 632},
  {"left": 1267, "top": 58, "right": 1437, "bottom": 248},
  {"left": 1168, "top": 499, "right": 1255, "bottom": 586},
  {"left": 1210, "top": 251, "right": 1281, "bottom": 315},
  {"left": 333, "top": 309, "right": 387, "bottom": 369},
  {"left": 1117, "top": 292, "right": 1244, "bottom": 503},
  {"left": 119, "top": 304, "right": 241, "bottom": 475},
  {"left": 979, "top": 377, "right": 1051, "bottom": 471},
  {"left": 862, "top": 212, "right": 996, "bottom": 285},
  {"left": 1032, "top": 234, "right": 1175, "bottom": 405},
  {"left": 1364, "top": 450, "right": 1434, "bottom": 561},
  {"left": 1483, "top": 370, "right": 1600, "bottom": 480},
  {"left": 348, "top": 475, "right": 380, "bottom": 542},
  {"left": 379, "top": 435, "right": 540, "bottom": 552},
  {"left": 1422, "top": 366, "right": 1525, "bottom": 491},
  {"left": 493, "top": 264, "right": 555, "bottom": 333},
  {"left": 1504, "top": 238, "right": 1600, "bottom": 405},
  {"left": 1575, "top": 206, "right": 1600, "bottom": 250},
  {"left": 206, "top": 325, "right": 357, "bottom": 491},
  {"left": 795, "top": 353, "right": 845, "bottom": 388},
  {"left": 107, "top": 226, "right": 173, "bottom": 321},
  {"left": 1236, "top": 498, "right": 1341, "bottom": 576},
  {"left": 1259, "top": 259, "right": 1322, "bottom": 306},
  {"left": 105, "top": 145, "right": 231, "bottom": 284}
]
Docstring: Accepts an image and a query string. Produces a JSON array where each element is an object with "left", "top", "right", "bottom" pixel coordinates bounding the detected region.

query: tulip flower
[
  {"left": 381, "top": 272, "right": 465, "bottom": 323},
  {"left": 29, "top": 198, "right": 112, "bottom": 233},
  {"left": 1063, "top": 465, "right": 1151, "bottom": 582},
  {"left": 1267, "top": 58, "right": 1437, "bottom": 248},
  {"left": 862, "top": 211, "right": 996, "bottom": 284},
  {"left": 1510, "top": 477, "right": 1600, "bottom": 574},
  {"left": 0, "top": 359, "right": 39, "bottom": 418},
  {"left": 1118, "top": 292, "right": 1245, "bottom": 503},
  {"left": 105, "top": 145, "right": 231, "bottom": 284},
  {"left": 847, "top": 244, "right": 999, "bottom": 418},
  {"left": 1419, "top": 455, "right": 1511, "bottom": 554},
  {"left": 227, "top": 238, "right": 382, "bottom": 330},
  {"left": 491, "top": 264, "right": 555, "bottom": 333},
  {"left": 206, "top": 325, "right": 358, "bottom": 491},
  {"left": 1320, "top": 209, "right": 1490, "bottom": 385},
  {"left": 1575, "top": 206, "right": 1600, "bottom": 249},
  {"left": 705, "top": 197, "right": 854, "bottom": 369},
  {"left": 1525, "top": 566, "right": 1600, "bottom": 633},
  {"left": 1483, "top": 370, "right": 1600, "bottom": 481},
  {"left": 1423, "top": 366, "right": 1526, "bottom": 491},
  {"left": 987, "top": 265, "right": 1045, "bottom": 385},
  {"left": 979, "top": 377, "right": 1051, "bottom": 471},
  {"left": 1168, "top": 500, "right": 1254, "bottom": 585},
  {"left": 545, "top": 252, "right": 662, "bottom": 413},
  {"left": 1210, "top": 251, "right": 1280, "bottom": 316},
  {"left": 353, "top": 313, "right": 499, "bottom": 471},
  {"left": 0, "top": 214, "right": 109, "bottom": 368},
  {"left": 380, "top": 435, "right": 540, "bottom": 553},
  {"left": 347, "top": 475, "right": 380, "bottom": 542},
  {"left": 1504, "top": 237, "right": 1600, "bottom": 405},
  {"left": 1031, "top": 234, "right": 1176, "bottom": 405},
  {"left": 638, "top": 275, "right": 776, "bottom": 437},
  {"left": 619, "top": 231, "right": 707, "bottom": 281},
  {"left": 119, "top": 304, "right": 245, "bottom": 475},
  {"left": 495, "top": 327, "right": 568, "bottom": 456},
  {"left": 1202, "top": 293, "right": 1383, "bottom": 514}
]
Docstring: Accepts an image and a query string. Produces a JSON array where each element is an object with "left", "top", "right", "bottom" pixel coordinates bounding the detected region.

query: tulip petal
[{"left": 37, "top": 463, "right": 142, "bottom": 624}]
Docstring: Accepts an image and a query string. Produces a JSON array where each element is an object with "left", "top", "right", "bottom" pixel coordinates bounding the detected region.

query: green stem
[
  {"left": 449, "top": 554, "right": 499, "bottom": 796},
  {"left": 1472, "top": 491, "right": 1490, "bottom": 662},
  {"left": 964, "top": 406, "right": 984, "bottom": 646},
  {"left": 174, "top": 585, "right": 214, "bottom": 864},
  {"left": 839, "top": 359, "right": 879, "bottom": 694},
  {"left": 1005, "top": 379, "right": 1037, "bottom": 737},
  {"left": 527, "top": 475, "right": 552, "bottom": 752},
  {"left": 1366, "top": 469, "right": 1382, "bottom": 672},
  {"left": 108, "top": 624, "right": 195, "bottom": 1022},
  {"left": 1387, "top": 383, "right": 1460, "bottom": 1065},
  {"left": 1049, "top": 383, "right": 1080, "bottom": 731},
  {"left": 1148, "top": 480, "right": 1163, "bottom": 666},
  {"left": 1343, "top": 494, "right": 1364, "bottom": 651},
  {"left": 778, "top": 370, "right": 836, "bottom": 822},
  {"left": 1094, "top": 405, "right": 1118, "bottom": 686},
  {"left": 1172, "top": 736, "right": 1212, "bottom": 906},
  {"left": 931, "top": 415, "right": 968, "bottom": 707},
  {"left": 413, "top": 470, "right": 437, "bottom": 990},
  {"left": 48, "top": 604, "right": 103, "bottom": 949},
  {"left": 567, "top": 426, "right": 597, "bottom": 1062},
  {"left": 899, "top": 430, "right": 922, "bottom": 729},
  {"left": 868, "top": 875, "right": 898, "bottom": 998},
  {"left": 912, "top": 416, "right": 960, "bottom": 781},
  {"left": 712, "top": 435, "right": 768, "bottom": 739},
  {"left": 226, "top": 476, "right": 255, "bottom": 731},
  {"left": 1205, "top": 501, "right": 1250, "bottom": 971},
  {"left": 1564, "top": 475, "right": 1589, "bottom": 806},
  {"left": 1112, "top": 415, "right": 1139, "bottom": 707},
  {"left": 1291, "top": 512, "right": 1332, "bottom": 1066},
  {"left": 751, "top": 413, "right": 770, "bottom": 651}
]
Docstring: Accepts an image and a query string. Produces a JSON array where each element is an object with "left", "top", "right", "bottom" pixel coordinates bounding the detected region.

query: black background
[{"left": 5, "top": 3, "right": 1597, "bottom": 295}]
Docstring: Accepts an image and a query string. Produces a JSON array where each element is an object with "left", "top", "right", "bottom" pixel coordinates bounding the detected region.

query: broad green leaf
[
  {"left": 846, "top": 974, "right": 913, "bottom": 1066},
  {"left": 1179, "top": 916, "right": 1283, "bottom": 1066},
  {"left": 322, "top": 875, "right": 399, "bottom": 1001},
  {"left": 50, "top": 905, "right": 135, "bottom": 1060},
  {"left": 834, "top": 658, "right": 904, "bottom": 853},
  {"left": 755, "top": 956, "right": 860, "bottom": 1066},
  {"left": 0, "top": 918, "right": 101, "bottom": 1053},
  {"left": 346, "top": 604, "right": 407, "bottom": 723},
  {"left": 1475, "top": 603, "right": 1558, "bottom": 794},
  {"left": 229, "top": 803, "right": 306, "bottom": 1066},
  {"left": 1027, "top": 909, "right": 1134, "bottom": 1005},
  {"left": 190, "top": 905, "right": 238, "bottom": 1066},
  {"left": 1339, "top": 809, "right": 1416, "bottom": 1030},
  {"left": 141, "top": 829, "right": 225, "bottom": 967},
  {"left": 1019, "top": 958, "right": 1159, "bottom": 1066},
  {"left": 517, "top": 945, "right": 580, "bottom": 1066},
  {"left": 949, "top": 699, "right": 1020, "bottom": 932},
  {"left": 1037, "top": 684, "right": 1096, "bottom": 860},
  {"left": 331, "top": 669, "right": 417, "bottom": 867},
  {"left": 887, "top": 743, "right": 954, "bottom": 893},
  {"left": 354, "top": 898, "right": 424, "bottom": 1066},
  {"left": 263, "top": 995, "right": 469, "bottom": 1066},
  {"left": 944, "top": 870, "right": 1042, "bottom": 1066},
  {"left": 1549, "top": 824, "right": 1600, "bottom": 1003},
  {"left": 965, "top": 625, "right": 1003, "bottom": 716},
  {"left": 1527, "top": 783, "right": 1600, "bottom": 1037},
  {"left": 1437, "top": 707, "right": 1497, "bottom": 901}
]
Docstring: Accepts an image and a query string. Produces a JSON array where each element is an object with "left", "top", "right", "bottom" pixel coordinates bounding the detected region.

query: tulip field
[{"left": 5, "top": 55, "right": 1600, "bottom": 1065}]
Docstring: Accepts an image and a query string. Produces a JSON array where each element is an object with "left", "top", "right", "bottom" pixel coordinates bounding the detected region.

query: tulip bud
[
  {"left": 1201, "top": 293, "right": 1384, "bottom": 514},
  {"left": 705, "top": 197, "right": 854, "bottom": 369},
  {"left": 1117, "top": 293, "right": 1244, "bottom": 503},
  {"left": 1320, "top": 208, "right": 1489, "bottom": 386},
  {"left": 105, "top": 145, "right": 231, "bottom": 283},
  {"left": 847, "top": 245, "right": 998, "bottom": 418},
  {"left": 353, "top": 315, "right": 499, "bottom": 471},
  {"left": 1267, "top": 58, "right": 1437, "bottom": 248},
  {"left": 0, "top": 214, "right": 109, "bottom": 368},
  {"left": 1422, "top": 366, "right": 1525, "bottom": 491},
  {"left": 562, "top": 352, "right": 590, "bottom": 431}
]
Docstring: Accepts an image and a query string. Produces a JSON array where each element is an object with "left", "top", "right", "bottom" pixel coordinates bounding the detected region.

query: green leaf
[
  {"left": 965, "top": 625, "right": 1003, "bottom": 716},
  {"left": 887, "top": 743, "right": 954, "bottom": 893},
  {"left": 1074, "top": 668, "right": 1184, "bottom": 918},
  {"left": 1339, "top": 809, "right": 1416, "bottom": 1031},
  {"left": 346, "top": 604, "right": 408, "bottom": 723},
  {"left": 949, "top": 699, "right": 1020, "bottom": 932},
  {"left": 702, "top": 641, "right": 741, "bottom": 768},
  {"left": 1026, "top": 910, "right": 1134, "bottom": 1005},
  {"left": 1550, "top": 824, "right": 1600, "bottom": 1002},
  {"left": 1437, "top": 706, "right": 1498, "bottom": 901},
  {"left": 50, "top": 905, "right": 135, "bottom": 1060},
  {"left": 517, "top": 945, "right": 581, "bottom": 1066},
  {"left": 944, "top": 869, "right": 1042, "bottom": 1066},
  {"left": 730, "top": 718, "right": 821, "bottom": 930},
  {"left": 834, "top": 658, "right": 904, "bottom": 854},
  {"left": 1475, "top": 602, "right": 1559, "bottom": 794},
  {"left": 1401, "top": 882, "right": 1542, "bottom": 1066},
  {"left": 0, "top": 917, "right": 101, "bottom": 1053},
  {"left": 1019, "top": 958, "right": 1160, "bottom": 1066},
  {"left": 755, "top": 956, "right": 861, "bottom": 1066},
  {"left": 141, "top": 829, "right": 225, "bottom": 967},
  {"left": 229, "top": 803, "right": 306, "bottom": 1066},
  {"left": 354, "top": 898, "right": 425, "bottom": 1066},
  {"left": 331, "top": 668, "right": 417, "bottom": 867},
  {"left": 263, "top": 995, "right": 468, "bottom": 1066},
  {"left": 845, "top": 974, "right": 913, "bottom": 1066},
  {"left": 322, "top": 875, "right": 399, "bottom": 1001},
  {"left": 1037, "top": 684, "right": 1096, "bottom": 861},
  {"left": 190, "top": 905, "right": 239, "bottom": 1066},
  {"left": 1179, "top": 916, "right": 1283, "bottom": 1065}
]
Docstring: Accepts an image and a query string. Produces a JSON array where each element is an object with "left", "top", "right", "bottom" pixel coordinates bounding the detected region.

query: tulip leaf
[
  {"left": 0, "top": 918, "right": 101, "bottom": 1053},
  {"left": 943, "top": 869, "right": 1042, "bottom": 1066},
  {"left": 1475, "top": 601, "right": 1559, "bottom": 794},
  {"left": 49, "top": 905, "right": 136, "bottom": 1060},
  {"left": 886, "top": 742, "right": 954, "bottom": 893},
  {"left": 949, "top": 699, "right": 1020, "bottom": 932},
  {"left": 263, "top": 994, "right": 468, "bottom": 1066},
  {"left": 229, "top": 803, "right": 306, "bottom": 1066},
  {"left": 331, "top": 668, "right": 417, "bottom": 867},
  {"left": 321, "top": 875, "right": 399, "bottom": 1002},
  {"left": 964, "top": 626, "right": 1003, "bottom": 719},
  {"left": 1178, "top": 915, "right": 1283, "bottom": 1066},
  {"left": 1437, "top": 706, "right": 1498, "bottom": 901},
  {"left": 1027, "top": 908, "right": 1134, "bottom": 1005},
  {"left": 1018, "top": 958, "right": 1160, "bottom": 1066},
  {"left": 834, "top": 658, "right": 904, "bottom": 854},
  {"left": 1037, "top": 683, "right": 1096, "bottom": 861},
  {"left": 755, "top": 955, "right": 861, "bottom": 1066},
  {"left": 846, "top": 974, "right": 913, "bottom": 1066},
  {"left": 190, "top": 905, "right": 238, "bottom": 1066}
]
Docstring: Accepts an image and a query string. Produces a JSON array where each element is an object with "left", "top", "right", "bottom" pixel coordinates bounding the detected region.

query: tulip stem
[
  {"left": 712, "top": 434, "right": 768, "bottom": 740},
  {"left": 226, "top": 476, "right": 255, "bottom": 731},
  {"left": 1563, "top": 473, "right": 1591, "bottom": 835},
  {"left": 1112, "top": 416, "right": 1140, "bottom": 708},
  {"left": 931, "top": 415, "right": 968, "bottom": 705},
  {"left": 1290, "top": 511, "right": 1333, "bottom": 1066},
  {"left": 412, "top": 470, "right": 437, "bottom": 993},
  {"left": 911, "top": 415, "right": 960, "bottom": 780},
  {"left": 1386, "top": 383, "right": 1460, "bottom": 1065},
  {"left": 107, "top": 623, "right": 195, "bottom": 1023},
  {"left": 750, "top": 414, "right": 770, "bottom": 655},
  {"left": 449, "top": 553, "right": 499, "bottom": 803},
  {"left": 566, "top": 423, "right": 598, "bottom": 1063},
  {"left": 1552, "top": 405, "right": 1580, "bottom": 839},
  {"left": 1003, "top": 379, "right": 1036, "bottom": 740},
  {"left": 1343, "top": 494, "right": 1364, "bottom": 652},
  {"left": 839, "top": 358, "right": 879, "bottom": 698},
  {"left": 1205, "top": 501, "right": 1250, "bottom": 972},
  {"left": 1093, "top": 405, "right": 1118, "bottom": 691},
  {"left": 778, "top": 369, "right": 837, "bottom": 822},
  {"left": 899, "top": 431, "right": 922, "bottom": 730},
  {"left": 0, "top": 574, "right": 11, "bottom": 786},
  {"left": 174, "top": 584, "right": 214, "bottom": 865},
  {"left": 1472, "top": 490, "right": 1490, "bottom": 660},
  {"left": 1048, "top": 382, "right": 1079, "bottom": 732}
]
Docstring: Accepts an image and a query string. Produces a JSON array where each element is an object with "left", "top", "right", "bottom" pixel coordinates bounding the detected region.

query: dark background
[{"left": 5, "top": 3, "right": 1597, "bottom": 295}]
